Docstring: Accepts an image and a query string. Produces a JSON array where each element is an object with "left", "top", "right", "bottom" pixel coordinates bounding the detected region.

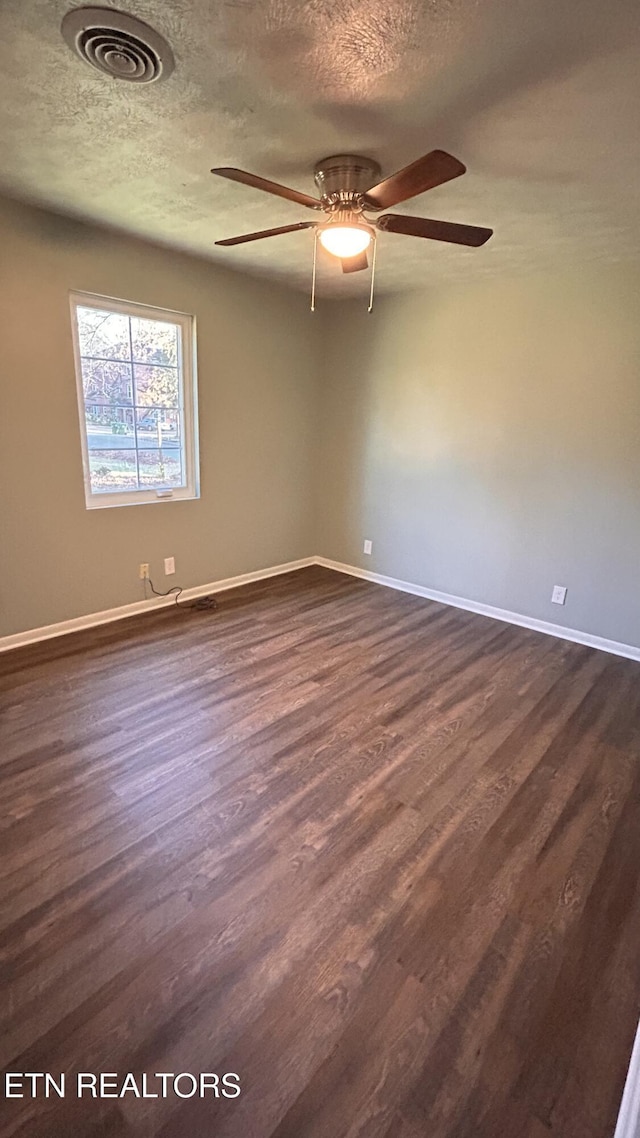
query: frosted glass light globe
[{"left": 318, "top": 225, "right": 372, "bottom": 258}]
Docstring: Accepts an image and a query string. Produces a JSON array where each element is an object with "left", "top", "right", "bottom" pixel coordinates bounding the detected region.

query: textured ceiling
[{"left": 0, "top": 0, "right": 638, "bottom": 294}]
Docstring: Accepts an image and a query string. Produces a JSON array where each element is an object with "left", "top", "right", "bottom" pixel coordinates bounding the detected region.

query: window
[{"left": 70, "top": 292, "right": 199, "bottom": 508}]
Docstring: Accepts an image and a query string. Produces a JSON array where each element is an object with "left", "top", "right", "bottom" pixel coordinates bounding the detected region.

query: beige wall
[
  {"left": 317, "top": 268, "right": 640, "bottom": 647},
  {"left": 0, "top": 196, "right": 323, "bottom": 637},
  {"left": 3, "top": 193, "right": 640, "bottom": 650}
]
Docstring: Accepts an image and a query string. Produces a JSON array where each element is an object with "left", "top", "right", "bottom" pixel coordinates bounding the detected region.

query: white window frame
[{"left": 69, "top": 291, "right": 199, "bottom": 509}]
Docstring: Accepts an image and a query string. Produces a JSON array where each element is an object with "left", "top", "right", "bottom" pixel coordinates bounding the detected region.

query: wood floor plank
[{"left": 1, "top": 565, "right": 639, "bottom": 1138}]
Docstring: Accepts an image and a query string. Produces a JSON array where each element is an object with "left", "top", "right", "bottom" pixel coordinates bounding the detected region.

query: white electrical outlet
[
  {"left": 164, "top": 556, "right": 175, "bottom": 576},
  {"left": 551, "top": 585, "right": 567, "bottom": 605},
  {"left": 139, "top": 563, "right": 150, "bottom": 580},
  {"left": 363, "top": 540, "right": 373, "bottom": 555}
]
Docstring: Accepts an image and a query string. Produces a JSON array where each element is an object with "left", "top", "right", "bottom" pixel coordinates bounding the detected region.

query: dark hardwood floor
[{"left": 1, "top": 565, "right": 640, "bottom": 1137}]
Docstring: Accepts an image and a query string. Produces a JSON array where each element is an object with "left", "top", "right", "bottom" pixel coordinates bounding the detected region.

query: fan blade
[
  {"left": 341, "top": 251, "right": 369, "bottom": 273},
  {"left": 211, "top": 167, "right": 322, "bottom": 210},
  {"left": 216, "top": 222, "right": 317, "bottom": 247},
  {"left": 363, "top": 150, "right": 465, "bottom": 210},
  {"left": 376, "top": 214, "right": 493, "bottom": 247}
]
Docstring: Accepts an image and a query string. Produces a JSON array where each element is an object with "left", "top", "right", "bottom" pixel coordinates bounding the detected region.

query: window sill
[{"left": 85, "top": 488, "right": 199, "bottom": 510}]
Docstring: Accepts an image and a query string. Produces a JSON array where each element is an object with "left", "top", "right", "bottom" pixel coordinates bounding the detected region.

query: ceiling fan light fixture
[{"left": 318, "top": 223, "right": 372, "bottom": 258}]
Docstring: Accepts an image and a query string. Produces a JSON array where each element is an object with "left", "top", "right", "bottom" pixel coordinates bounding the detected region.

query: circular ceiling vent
[{"left": 61, "top": 7, "right": 174, "bottom": 83}]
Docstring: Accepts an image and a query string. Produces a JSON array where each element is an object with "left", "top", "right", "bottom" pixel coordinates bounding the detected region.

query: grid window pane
[
  {"left": 73, "top": 295, "right": 196, "bottom": 506},
  {"left": 77, "top": 307, "right": 131, "bottom": 361},
  {"left": 134, "top": 364, "right": 179, "bottom": 408},
  {"left": 131, "top": 317, "right": 178, "bottom": 366},
  {"left": 89, "top": 450, "right": 138, "bottom": 492},
  {"left": 82, "top": 359, "right": 133, "bottom": 405},
  {"left": 138, "top": 449, "right": 183, "bottom": 487},
  {"left": 135, "top": 407, "right": 180, "bottom": 448},
  {"left": 86, "top": 406, "right": 136, "bottom": 450}
]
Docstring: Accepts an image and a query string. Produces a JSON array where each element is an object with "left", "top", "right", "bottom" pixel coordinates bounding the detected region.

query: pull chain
[
  {"left": 368, "top": 234, "right": 377, "bottom": 313},
  {"left": 310, "top": 229, "right": 318, "bottom": 312},
  {"left": 311, "top": 228, "right": 377, "bottom": 312}
]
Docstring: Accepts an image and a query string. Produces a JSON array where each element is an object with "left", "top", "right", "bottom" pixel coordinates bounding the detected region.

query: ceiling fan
[{"left": 211, "top": 150, "right": 493, "bottom": 309}]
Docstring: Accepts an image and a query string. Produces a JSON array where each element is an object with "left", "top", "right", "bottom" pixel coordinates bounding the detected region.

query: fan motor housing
[{"left": 314, "top": 155, "right": 381, "bottom": 203}]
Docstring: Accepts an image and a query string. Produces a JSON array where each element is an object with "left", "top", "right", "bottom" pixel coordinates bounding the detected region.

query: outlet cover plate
[
  {"left": 363, "top": 540, "right": 372, "bottom": 555},
  {"left": 551, "top": 585, "right": 567, "bottom": 605},
  {"left": 164, "top": 557, "right": 176, "bottom": 575}
]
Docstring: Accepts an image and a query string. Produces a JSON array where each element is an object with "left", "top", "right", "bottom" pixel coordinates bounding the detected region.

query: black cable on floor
[{"left": 146, "top": 577, "right": 218, "bottom": 612}]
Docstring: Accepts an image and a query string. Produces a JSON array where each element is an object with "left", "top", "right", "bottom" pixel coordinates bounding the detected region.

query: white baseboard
[
  {"left": 315, "top": 557, "right": 640, "bottom": 663},
  {"left": 0, "top": 557, "right": 315, "bottom": 653},
  {"left": 3, "top": 554, "right": 640, "bottom": 664}
]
